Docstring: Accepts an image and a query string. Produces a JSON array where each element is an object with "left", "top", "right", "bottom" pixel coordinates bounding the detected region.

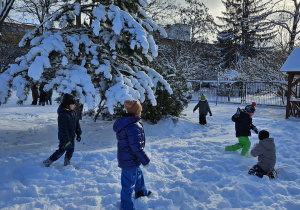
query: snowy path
[{"left": 0, "top": 96, "right": 300, "bottom": 209}]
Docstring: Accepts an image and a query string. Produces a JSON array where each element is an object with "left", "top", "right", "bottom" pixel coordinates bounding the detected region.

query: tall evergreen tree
[
  {"left": 217, "top": 0, "right": 275, "bottom": 68},
  {"left": 0, "top": 0, "right": 172, "bottom": 116}
]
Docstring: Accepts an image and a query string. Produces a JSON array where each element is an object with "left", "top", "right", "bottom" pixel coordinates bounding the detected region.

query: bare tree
[
  {"left": 144, "top": 0, "right": 179, "bottom": 25},
  {"left": 0, "top": 0, "right": 15, "bottom": 31},
  {"left": 11, "top": 0, "right": 59, "bottom": 32},
  {"left": 179, "top": 0, "right": 216, "bottom": 43},
  {"left": 266, "top": 0, "right": 300, "bottom": 52}
]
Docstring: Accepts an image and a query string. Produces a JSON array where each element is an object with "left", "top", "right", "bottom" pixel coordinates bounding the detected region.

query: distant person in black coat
[
  {"left": 225, "top": 102, "right": 258, "bottom": 156},
  {"left": 43, "top": 93, "right": 82, "bottom": 167},
  {"left": 31, "top": 84, "right": 39, "bottom": 105},
  {"left": 38, "top": 84, "right": 47, "bottom": 106},
  {"left": 46, "top": 88, "right": 53, "bottom": 105}
]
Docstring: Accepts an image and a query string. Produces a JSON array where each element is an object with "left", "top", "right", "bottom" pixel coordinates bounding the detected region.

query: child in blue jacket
[{"left": 113, "top": 100, "right": 151, "bottom": 210}]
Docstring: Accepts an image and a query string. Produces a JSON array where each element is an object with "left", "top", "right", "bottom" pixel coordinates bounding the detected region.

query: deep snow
[{"left": 0, "top": 93, "right": 300, "bottom": 210}]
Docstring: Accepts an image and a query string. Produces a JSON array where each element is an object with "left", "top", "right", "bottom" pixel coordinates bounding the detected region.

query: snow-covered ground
[{"left": 0, "top": 93, "right": 300, "bottom": 210}]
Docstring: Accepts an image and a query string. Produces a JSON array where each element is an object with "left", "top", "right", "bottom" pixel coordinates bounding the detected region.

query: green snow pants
[{"left": 226, "top": 136, "right": 251, "bottom": 156}]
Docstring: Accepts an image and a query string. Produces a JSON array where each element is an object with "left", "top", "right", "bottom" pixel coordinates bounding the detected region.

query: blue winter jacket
[
  {"left": 57, "top": 104, "right": 82, "bottom": 146},
  {"left": 113, "top": 114, "right": 150, "bottom": 169}
]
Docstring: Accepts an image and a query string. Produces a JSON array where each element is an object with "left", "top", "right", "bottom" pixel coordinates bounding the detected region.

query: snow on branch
[{"left": 0, "top": 1, "right": 172, "bottom": 114}]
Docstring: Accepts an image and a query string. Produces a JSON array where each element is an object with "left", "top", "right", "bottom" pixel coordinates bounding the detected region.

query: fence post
[
  {"left": 216, "top": 74, "right": 220, "bottom": 105},
  {"left": 199, "top": 80, "right": 202, "bottom": 99}
]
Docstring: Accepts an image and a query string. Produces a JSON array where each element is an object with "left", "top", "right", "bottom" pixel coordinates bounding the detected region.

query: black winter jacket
[
  {"left": 57, "top": 104, "right": 82, "bottom": 146},
  {"left": 113, "top": 114, "right": 150, "bottom": 169},
  {"left": 232, "top": 110, "right": 256, "bottom": 137}
]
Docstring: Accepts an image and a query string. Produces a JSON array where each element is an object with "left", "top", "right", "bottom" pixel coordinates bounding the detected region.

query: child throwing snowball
[
  {"left": 113, "top": 100, "right": 151, "bottom": 210},
  {"left": 193, "top": 94, "right": 212, "bottom": 125},
  {"left": 43, "top": 93, "right": 82, "bottom": 167},
  {"left": 248, "top": 130, "right": 277, "bottom": 179},
  {"left": 225, "top": 102, "right": 258, "bottom": 156}
]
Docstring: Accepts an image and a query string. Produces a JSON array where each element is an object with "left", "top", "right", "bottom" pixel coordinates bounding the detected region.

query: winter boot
[
  {"left": 64, "top": 159, "right": 71, "bottom": 166},
  {"left": 267, "top": 170, "right": 278, "bottom": 179},
  {"left": 136, "top": 190, "right": 152, "bottom": 198},
  {"left": 43, "top": 158, "right": 53, "bottom": 167}
]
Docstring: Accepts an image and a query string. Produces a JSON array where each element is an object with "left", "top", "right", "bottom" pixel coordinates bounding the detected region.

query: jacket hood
[
  {"left": 113, "top": 116, "right": 141, "bottom": 133},
  {"left": 259, "top": 138, "right": 275, "bottom": 150},
  {"left": 57, "top": 104, "right": 70, "bottom": 115}
]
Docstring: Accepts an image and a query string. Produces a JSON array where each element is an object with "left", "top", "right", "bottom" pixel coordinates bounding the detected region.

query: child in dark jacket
[
  {"left": 193, "top": 94, "right": 212, "bottom": 125},
  {"left": 249, "top": 130, "right": 277, "bottom": 178},
  {"left": 225, "top": 102, "right": 258, "bottom": 156},
  {"left": 113, "top": 100, "right": 151, "bottom": 210},
  {"left": 43, "top": 93, "right": 82, "bottom": 167}
]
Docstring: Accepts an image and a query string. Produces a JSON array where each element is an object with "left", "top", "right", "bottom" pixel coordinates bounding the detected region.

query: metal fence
[{"left": 190, "top": 80, "right": 288, "bottom": 106}]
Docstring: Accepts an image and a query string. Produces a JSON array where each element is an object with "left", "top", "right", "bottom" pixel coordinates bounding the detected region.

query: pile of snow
[{"left": 0, "top": 93, "right": 300, "bottom": 209}]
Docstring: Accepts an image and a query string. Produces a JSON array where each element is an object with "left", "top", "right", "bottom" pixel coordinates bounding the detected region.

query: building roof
[{"left": 281, "top": 48, "right": 300, "bottom": 72}]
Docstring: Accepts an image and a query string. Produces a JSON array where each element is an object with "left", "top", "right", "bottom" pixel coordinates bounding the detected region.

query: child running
[{"left": 225, "top": 102, "right": 258, "bottom": 156}]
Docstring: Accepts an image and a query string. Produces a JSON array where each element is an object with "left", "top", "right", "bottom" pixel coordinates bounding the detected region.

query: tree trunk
[
  {"left": 0, "top": 0, "right": 15, "bottom": 33},
  {"left": 289, "top": 1, "right": 300, "bottom": 52},
  {"left": 76, "top": 0, "right": 81, "bottom": 28},
  {"left": 75, "top": 99, "right": 83, "bottom": 120}
]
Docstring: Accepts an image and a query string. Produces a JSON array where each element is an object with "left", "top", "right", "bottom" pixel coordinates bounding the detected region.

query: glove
[
  {"left": 65, "top": 141, "right": 73, "bottom": 149},
  {"left": 143, "top": 163, "right": 150, "bottom": 169},
  {"left": 253, "top": 127, "right": 258, "bottom": 134},
  {"left": 233, "top": 108, "right": 241, "bottom": 118},
  {"left": 209, "top": 112, "right": 212, "bottom": 116},
  {"left": 76, "top": 135, "right": 81, "bottom": 142}
]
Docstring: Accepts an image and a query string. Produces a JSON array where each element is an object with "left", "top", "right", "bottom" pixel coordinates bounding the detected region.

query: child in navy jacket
[{"left": 43, "top": 94, "right": 82, "bottom": 167}]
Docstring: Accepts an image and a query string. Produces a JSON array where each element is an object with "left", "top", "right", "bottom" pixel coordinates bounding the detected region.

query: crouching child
[{"left": 248, "top": 130, "right": 277, "bottom": 179}]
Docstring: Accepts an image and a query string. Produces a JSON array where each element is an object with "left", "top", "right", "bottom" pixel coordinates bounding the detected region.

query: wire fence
[{"left": 190, "top": 80, "right": 288, "bottom": 106}]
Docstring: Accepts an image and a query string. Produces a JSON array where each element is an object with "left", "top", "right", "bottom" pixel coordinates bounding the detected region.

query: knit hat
[
  {"left": 258, "top": 130, "right": 269, "bottom": 140},
  {"left": 62, "top": 93, "right": 76, "bottom": 105},
  {"left": 124, "top": 100, "right": 142, "bottom": 115},
  {"left": 201, "top": 94, "right": 206, "bottom": 99},
  {"left": 245, "top": 102, "right": 256, "bottom": 113}
]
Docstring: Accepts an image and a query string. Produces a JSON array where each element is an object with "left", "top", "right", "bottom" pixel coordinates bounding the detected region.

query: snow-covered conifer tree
[
  {"left": 0, "top": 0, "right": 172, "bottom": 115},
  {"left": 217, "top": 0, "right": 276, "bottom": 68}
]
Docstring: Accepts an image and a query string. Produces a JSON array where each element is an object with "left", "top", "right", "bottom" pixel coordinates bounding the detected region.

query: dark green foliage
[
  {"left": 217, "top": 0, "right": 275, "bottom": 69},
  {"left": 142, "top": 63, "right": 192, "bottom": 124}
]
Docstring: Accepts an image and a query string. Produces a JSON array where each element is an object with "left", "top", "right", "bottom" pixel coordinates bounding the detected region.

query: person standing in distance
[{"left": 193, "top": 94, "right": 212, "bottom": 125}]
